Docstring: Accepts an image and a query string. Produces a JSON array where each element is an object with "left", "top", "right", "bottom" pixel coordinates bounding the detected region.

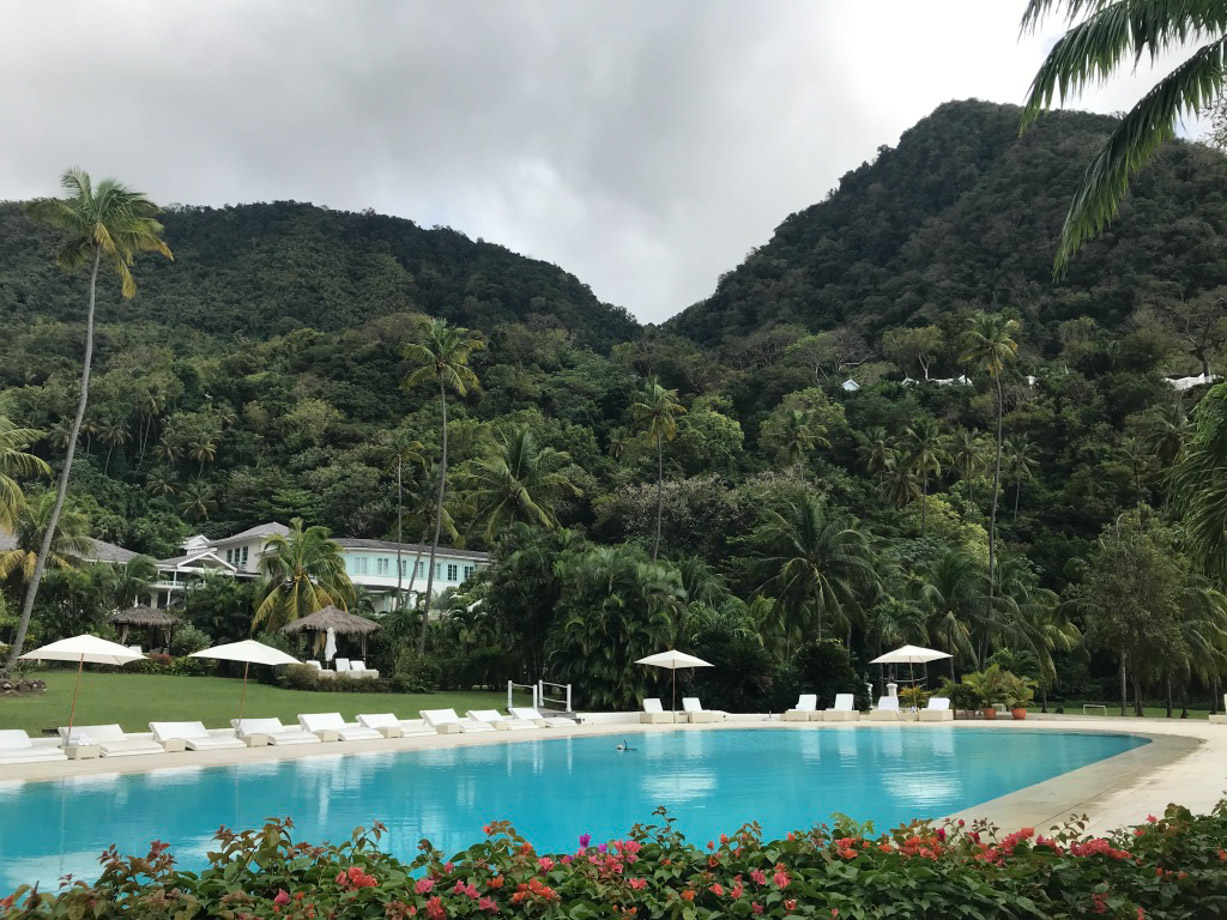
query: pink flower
[
  {"left": 750, "top": 869, "right": 767, "bottom": 886},
  {"left": 629, "top": 878, "right": 646, "bottom": 890},
  {"left": 273, "top": 890, "right": 291, "bottom": 906},
  {"left": 935, "top": 828, "right": 946, "bottom": 842},
  {"left": 416, "top": 878, "right": 435, "bottom": 895},
  {"left": 710, "top": 883, "right": 725, "bottom": 896},
  {"left": 578, "top": 834, "right": 592, "bottom": 848},
  {"left": 752, "top": 902, "right": 763, "bottom": 915},
  {"left": 773, "top": 869, "right": 790, "bottom": 889},
  {"left": 444, "top": 862, "right": 454, "bottom": 874},
  {"left": 1147, "top": 815, "right": 1158, "bottom": 824},
  {"left": 478, "top": 897, "right": 497, "bottom": 913},
  {"left": 597, "top": 843, "right": 607, "bottom": 853},
  {"left": 538, "top": 857, "right": 554, "bottom": 872}
]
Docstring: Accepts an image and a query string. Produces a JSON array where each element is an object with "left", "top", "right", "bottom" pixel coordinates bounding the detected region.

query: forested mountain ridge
[
  {"left": 0, "top": 199, "right": 638, "bottom": 351},
  {"left": 668, "top": 99, "right": 1227, "bottom": 364}
]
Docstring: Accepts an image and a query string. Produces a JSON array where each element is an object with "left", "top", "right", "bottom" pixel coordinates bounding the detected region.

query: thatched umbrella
[
  {"left": 106, "top": 605, "right": 182, "bottom": 650},
  {"left": 281, "top": 605, "right": 379, "bottom": 658}
]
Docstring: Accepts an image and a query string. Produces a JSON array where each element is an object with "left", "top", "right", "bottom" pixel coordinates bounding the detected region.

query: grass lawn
[
  {"left": 0, "top": 671, "right": 515, "bottom": 736},
  {"left": 1039, "top": 702, "right": 1213, "bottom": 720}
]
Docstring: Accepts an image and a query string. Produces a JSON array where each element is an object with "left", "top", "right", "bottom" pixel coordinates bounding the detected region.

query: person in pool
[{"left": 615, "top": 740, "right": 637, "bottom": 752}]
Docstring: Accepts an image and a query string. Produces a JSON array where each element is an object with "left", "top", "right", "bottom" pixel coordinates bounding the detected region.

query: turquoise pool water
[{"left": 0, "top": 727, "right": 1145, "bottom": 893}]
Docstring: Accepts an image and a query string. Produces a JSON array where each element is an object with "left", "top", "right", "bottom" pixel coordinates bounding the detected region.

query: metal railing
[
  {"left": 507, "top": 680, "right": 538, "bottom": 710},
  {"left": 537, "top": 680, "right": 572, "bottom": 713}
]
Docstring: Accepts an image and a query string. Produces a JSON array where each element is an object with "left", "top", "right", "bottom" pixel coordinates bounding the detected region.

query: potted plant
[
  {"left": 960, "top": 665, "right": 1013, "bottom": 720},
  {"left": 898, "top": 685, "right": 929, "bottom": 712},
  {"left": 936, "top": 677, "right": 981, "bottom": 719},
  {"left": 1004, "top": 672, "right": 1037, "bottom": 720}
]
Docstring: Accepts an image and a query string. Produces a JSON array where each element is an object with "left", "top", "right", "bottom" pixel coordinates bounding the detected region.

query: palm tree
[
  {"left": 857, "top": 427, "right": 893, "bottom": 477},
  {"left": 0, "top": 414, "right": 51, "bottom": 531},
  {"left": 771, "top": 408, "right": 830, "bottom": 484},
  {"left": 903, "top": 418, "right": 947, "bottom": 535},
  {"left": 911, "top": 548, "right": 986, "bottom": 678},
  {"left": 381, "top": 428, "right": 425, "bottom": 612},
  {"left": 747, "top": 494, "right": 878, "bottom": 649},
  {"left": 948, "top": 428, "right": 986, "bottom": 504},
  {"left": 1020, "top": 1, "right": 1227, "bottom": 272},
  {"left": 8, "top": 169, "right": 172, "bottom": 669},
  {"left": 960, "top": 312, "right": 1020, "bottom": 610},
  {"left": 402, "top": 318, "right": 485, "bottom": 653},
  {"left": 0, "top": 492, "right": 93, "bottom": 587},
  {"left": 1004, "top": 434, "right": 1038, "bottom": 520},
  {"left": 144, "top": 467, "right": 177, "bottom": 498},
  {"left": 252, "top": 517, "right": 355, "bottom": 632},
  {"left": 880, "top": 449, "right": 922, "bottom": 510},
  {"left": 629, "top": 378, "right": 687, "bottom": 561},
  {"left": 457, "top": 425, "right": 581, "bottom": 541},
  {"left": 1141, "top": 401, "right": 1191, "bottom": 465},
  {"left": 177, "top": 480, "right": 216, "bottom": 522},
  {"left": 1171, "top": 386, "right": 1227, "bottom": 577}
]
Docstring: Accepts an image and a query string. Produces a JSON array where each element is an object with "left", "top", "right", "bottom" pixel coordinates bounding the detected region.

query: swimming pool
[{"left": 0, "top": 726, "right": 1146, "bottom": 893}]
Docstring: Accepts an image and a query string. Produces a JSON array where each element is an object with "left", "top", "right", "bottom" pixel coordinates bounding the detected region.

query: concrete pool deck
[{"left": 0, "top": 715, "right": 1221, "bottom": 836}]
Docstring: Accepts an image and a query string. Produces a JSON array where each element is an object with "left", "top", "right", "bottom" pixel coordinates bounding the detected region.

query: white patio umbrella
[
  {"left": 190, "top": 640, "right": 300, "bottom": 730},
  {"left": 20, "top": 634, "right": 146, "bottom": 742},
  {"left": 870, "top": 645, "right": 952, "bottom": 719},
  {"left": 323, "top": 627, "right": 337, "bottom": 662},
  {"left": 635, "top": 650, "right": 713, "bottom": 713}
]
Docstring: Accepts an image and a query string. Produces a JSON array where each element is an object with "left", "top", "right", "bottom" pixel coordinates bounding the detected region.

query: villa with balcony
[{"left": 152, "top": 522, "right": 488, "bottom": 611}]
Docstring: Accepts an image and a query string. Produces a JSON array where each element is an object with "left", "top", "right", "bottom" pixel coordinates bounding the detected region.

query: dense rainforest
[{"left": 2, "top": 99, "right": 1226, "bottom": 712}]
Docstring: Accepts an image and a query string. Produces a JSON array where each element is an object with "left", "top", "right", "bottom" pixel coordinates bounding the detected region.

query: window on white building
[
  {"left": 376, "top": 557, "right": 390, "bottom": 576},
  {"left": 447, "top": 564, "right": 458, "bottom": 581},
  {"left": 240, "top": 546, "right": 249, "bottom": 568},
  {"left": 353, "top": 556, "right": 368, "bottom": 575},
  {"left": 225, "top": 548, "right": 233, "bottom": 564},
  {"left": 464, "top": 565, "right": 475, "bottom": 580}
]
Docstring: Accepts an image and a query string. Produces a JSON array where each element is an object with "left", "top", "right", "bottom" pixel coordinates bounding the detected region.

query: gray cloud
[{"left": 0, "top": 1, "right": 1199, "bottom": 324}]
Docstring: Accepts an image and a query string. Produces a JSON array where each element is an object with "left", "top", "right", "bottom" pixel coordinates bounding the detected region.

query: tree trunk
[
  {"left": 1132, "top": 673, "right": 1144, "bottom": 717},
  {"left": 418, "top": 384, "right": 448, "bottom": 654},
  {"left": 920, "top": 474, "right": 927, "bottom": 536},
  {"left": 1165, "top": 674, "right": 1173, "bottom": 719},
  {"left": 394, "top": 457, "right": 404, "bottom": 612},
  {"left": 1180, "top": 681, "right": 1188, "bottom": 719},
  {"left": 7, "top": 248, "right": 102, "bottom": 670},
  {"left": 653, "top": 436, "right": 663, "bottom": 562},
  {"left": 985, "top": 373, "right": 1004, "bottom": 647},
  {"left": 1119, "top": 654, "right": 1127, "bottom": 717},
  {"left": 1014, "top": 479, "right": 1021, "bottom": 520}
]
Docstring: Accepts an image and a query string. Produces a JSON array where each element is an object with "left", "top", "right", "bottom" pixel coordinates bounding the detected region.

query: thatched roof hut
[
  {"left": 107, "top": 606, "right": 183, "bottom": 649},
  {"left": 281, "top": 605, "right": 379, "bottom": 656}
]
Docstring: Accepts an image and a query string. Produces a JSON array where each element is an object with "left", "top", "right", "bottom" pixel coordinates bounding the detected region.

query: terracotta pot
[
  {"left": 982, "top": 707, "right": 997, "bottom": 720},
  {"left": 1011, "top": 707, "right": 1027, "bottom": 720}
]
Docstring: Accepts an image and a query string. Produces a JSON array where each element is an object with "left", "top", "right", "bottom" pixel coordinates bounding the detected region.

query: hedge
[{"left": 5, "top": 802, "right": 1227, "bottom": 919}]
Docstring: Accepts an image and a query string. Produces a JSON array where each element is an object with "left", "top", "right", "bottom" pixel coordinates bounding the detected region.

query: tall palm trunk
[
  {"left": 394, "top": 456, "right": 404, "bottom": 612},
  {"left": 1014, "top": 479, "right": 1021, "bottom": 520},
  {"left": 1119, "top": 654, "right": 1127, "bottom": 717},
  {"left": 418, "top": 382, "right": 447, "bottom": 654},
  {"left": 7, "top": 248, "right": 101, "bottom": 670},
  {"left": 653, "top": 437, "right": 663, "bottom": 562},
  {"left": 986, "top": 373, "right": 1004, "bottom": 637},
  {"left": 921, "top": 475, "right": 928, "bottom": 535}
]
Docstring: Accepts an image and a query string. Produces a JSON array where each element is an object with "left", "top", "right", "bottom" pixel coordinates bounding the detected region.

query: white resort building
[{"left": 152, "top": 522, "right": 488, "bottom": 611}]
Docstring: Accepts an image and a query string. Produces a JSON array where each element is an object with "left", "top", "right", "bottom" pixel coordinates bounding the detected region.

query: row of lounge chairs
[
  {"left": 782, "top": 694, "right": 954, "bottom": 722},
  {"left": 641, "top": 697, "right": 727, "bottom": 724},
  {"left": 0, "top": 706, "right": 574, "bottom": 764}
]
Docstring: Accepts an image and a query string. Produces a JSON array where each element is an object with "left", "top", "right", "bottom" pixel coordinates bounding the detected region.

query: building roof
[
  {"left": 281, "top": 605, "right": 380, "bottom": 636},
  {"left": 107, "top": 605, "right": 183, "bottom": 628},
  {"left": 334, "top": 538, "right": 490, "bottom": 561},
  {"left": 0, "top": 532, "right": 139, "bottom": 565},
  {"left": 210, "top": 521, "right": 290, "bottom": 546}
]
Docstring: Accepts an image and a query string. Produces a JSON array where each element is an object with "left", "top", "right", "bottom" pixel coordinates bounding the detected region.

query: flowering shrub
[{"left": 5, "top": 803, "right": 1227, "bottom": 919}]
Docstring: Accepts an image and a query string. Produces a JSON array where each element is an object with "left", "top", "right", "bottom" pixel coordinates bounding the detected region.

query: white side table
[{"left": 65, "top": 744, "right": 100, "bottom": 760}]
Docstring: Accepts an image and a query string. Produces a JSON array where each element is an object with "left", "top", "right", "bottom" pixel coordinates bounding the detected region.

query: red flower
[
  {"left": 784, "top": 899, "right": 797, "bottom": 912},
  {"left": 752, "top": 903, "right": 763, "bottom": 915},
  {"left": 750, "top": 869, "right": 767, "bottom": 886},
  {"left": 477, "top": 896, "right": 497, "bottom": 913},
  {"left": 773, "top": 868, "right": 790, "bottom": 889},
  {"left": 416, "top": 878, "right": 434, "bottom": 895},
  {"left": 273, "top": 890, "right": 290, "bottom": 906},
  {"left": 629, "top": 878, "right": 646, "bottom": 890},
  {"left": 1092, "top": 893, "right": 1108, "bottom": 914},
  {"left": 681, "top": 890, "right": 695, "bottom": 902},
  {"left": 710, "top": 883, "right": 725, "bottom": 896},
  {"left": 538, "top": 857, "right": 554, "bottom": 872}
]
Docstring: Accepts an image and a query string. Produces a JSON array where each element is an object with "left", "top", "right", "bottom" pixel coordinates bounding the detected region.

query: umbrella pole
[
  {"left": 672, "top": 669, "right": 677, "bottom": 715},
  {"left": 66, "top": 653, "right": 84, "bottom": 742},
  {"left": 236, "top": 661, "right": 250, "bottom": 736},
  {"left": 911, "top": 661, "right": 917, "bottom": 721}
]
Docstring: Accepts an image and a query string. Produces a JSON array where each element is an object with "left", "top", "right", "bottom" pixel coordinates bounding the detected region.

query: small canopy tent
[
  {"left": 635, "top": 650, "right": 713, "bottom": 713},
  {"left": 281, "top": 605, "right": 379, "bottom": 659},
  {"left": 106, "top": 605, "right": 182, "bottom": 651}
]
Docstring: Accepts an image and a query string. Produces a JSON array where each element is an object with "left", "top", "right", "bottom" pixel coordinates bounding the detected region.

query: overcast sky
[{"left": 0, "top": 2, "right": 1201, "bottom": 324}]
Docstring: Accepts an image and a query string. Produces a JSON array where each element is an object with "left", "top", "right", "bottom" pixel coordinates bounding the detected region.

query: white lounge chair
[
  {"left": 640, "top": 698, "right": 675, "bottom": 724},
  {"left": 508, "top": 706, "right": 574, "bottom": 728},
  {"left": 232, "top": 717, "right": 321, "bottom": 745},
  {"left": 421, "top": 708, "right": 496, "bottom": 734},
  {"left": 681, "top": 697, "right": 725, "bottom": 723},
  {"left": 466, "top": 709, "right": 534, "bottom": 731},
  {"left": 919, "top": 697, "right": 954, "bottom": 722},
  {"left": 58, "top": 724, "right": 165, "bottom": 758},
  {"left": 868, "top": 696, "right": 903, "bottom": 722},
  {"left": 783, "top": 693, "right": 819, "bottom": 722},
  {"left": 150, "top": 721, "right": 246, "bottom": 751},
  {"left": 822, "top": 693, "right": 861, "bottom": 722},
  {"left": 356, "top": 713, "right": 437, "bottom": 738},
  {"left": 298, "top": 712, "right": 383, "bottom": 742},
  {"left": 333, "top": 657, "right": 351, "bottom": 673},
  {"left": 348, "top": 660, "right": 380, "bottom": 679},
  {"left": 0, "top": 729, "right": 67, "bottom": 764}
]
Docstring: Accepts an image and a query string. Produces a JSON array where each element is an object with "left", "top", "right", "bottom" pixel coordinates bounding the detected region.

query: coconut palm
[
  {"left": 1004, "top": 434, "right": 1039, "bottom": 520},
  {"left": 771, "top": 408, "right": 830, "bottom": 484},
  {"left": 961, "top": 312, "right": 1021, "bottom": 605},
  {"left": 948, "top": 428, "right": 987, "bottom": 504},
  {"left": 0, "top": 492, "right": 93, "bottom": 586},
  {"left": 629, "top": 377, "right": 687, "bottom": 561},
  {"left": 880, "top": 449, "right": 922, "bottom": 509},
  {"left": 381, "top": 428, "right": 425, "bottom": 612},
  {"left": 457, "top": 425, "right": 581, "bottom": 541},
  {"left": 177, "top": 480, "right": 216, "bottom": 522},
  {"left": 911, "top": 547, "right": 985, "bottom": 678},
  {"left": 903, "top": 418, "right": 947, "bottom": 535},
  {"left": 8, "top": 169, "right": 172, "bottom": 668},
  {"left": 0, "top": 414, "right": 51, "bottom": 530},
  {"left": 1143, "top": 401, "right": 1192, "bottom": 465},
  {"left": 252, "top": 517, "right": 355, "bottom": 632},
  {"left": 1171, "top": 385, "right": 1227, "bottom": 577},
  {"left": 747, "top": 494, "right": 879, "bottom": 648},
  {"left": 857, "top": 426, "right": 893, "bottom": 477},
  {"left": 1020, "top": 0, "right": 1227, "bottom": 271},
  {"left": 403, "top": 318, "right": 485, "bottom": 652}
]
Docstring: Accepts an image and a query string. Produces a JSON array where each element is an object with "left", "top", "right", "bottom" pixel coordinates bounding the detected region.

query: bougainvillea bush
[{"left": 4, "top": 803, "right": 1227, "bottom": 920}]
